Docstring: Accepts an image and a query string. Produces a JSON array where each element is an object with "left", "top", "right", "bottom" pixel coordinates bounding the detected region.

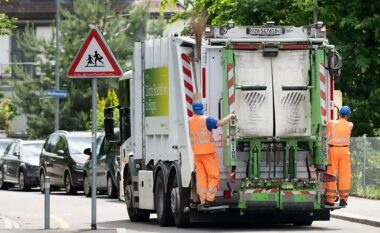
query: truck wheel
[
  {"left": 170, "top": 176, "right": 190, "bottom": 228},
  {"left": 107, "top": 174, "right": 117, "bottom": 198},
  {"left": 155, "top": 171, "right": 174, "bottom": 226},
  {"left": 125, "top": 166, "right": 150, "bottom": 222},
  {"left": 83, "top": 174, "right": 92, "bottom": 197},
  {"left": 19, "top": 170, "right": 30, "bottom": 191}
]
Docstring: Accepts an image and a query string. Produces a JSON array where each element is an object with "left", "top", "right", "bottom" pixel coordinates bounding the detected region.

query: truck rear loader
[{"left": 104, "top": 22, "right": 343, "bottom": 227}]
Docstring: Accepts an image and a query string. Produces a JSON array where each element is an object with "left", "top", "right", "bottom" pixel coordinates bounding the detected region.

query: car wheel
[
  {"left": 0, "top": 169, "right": 9, "bottom": 190},
  {"left": 19, "top": 170, "right": 30, "bottom": 191},
  {"left": 65, "top": 172, "right": 77, "bottom": 195},
  {"left": 107, "top": 174, "right": 117, "bottom": 198},
  {"left": 84, "top": 174, "right": 91, "bottom": 197},
  {"left": 40, "top": 172, "right": 45, "bottom": 194}
]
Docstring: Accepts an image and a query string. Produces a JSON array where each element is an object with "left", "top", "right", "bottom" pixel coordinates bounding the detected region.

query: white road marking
[
  {"left": 116, "top": 228, "right": 127, "bottom": 233},
  {"left": 1, "top": 216, "right": 20, "bottom": 229}
]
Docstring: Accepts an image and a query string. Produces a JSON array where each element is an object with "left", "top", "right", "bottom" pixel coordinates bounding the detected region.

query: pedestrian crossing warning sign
[{"left": 67, "top": 27, "right": 123, "bottom": 78}]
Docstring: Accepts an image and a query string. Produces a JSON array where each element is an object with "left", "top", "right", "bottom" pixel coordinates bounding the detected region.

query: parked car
[
  {"left": 0, "top": 138, "right": 14, "bottom": 157},
  {"left": 83, "top": 130, "right": 120, "bottom": 198},
  {"left": 39, "top": 131, "right": 92, "bottom": 195},
  {"left": 0, "top": 139, "right": 44, "bottom": 191}
]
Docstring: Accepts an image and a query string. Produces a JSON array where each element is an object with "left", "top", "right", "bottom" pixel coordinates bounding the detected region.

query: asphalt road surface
[{"left": 0, "top": 188, "right": 379, "bottom": 232}]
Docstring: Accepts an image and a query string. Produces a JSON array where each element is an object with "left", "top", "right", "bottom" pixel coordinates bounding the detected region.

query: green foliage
[
  {"left": 12, "top": 0, "right": 149, "bottom": 139},
  {"left": 0, "top": 0, "right": 17, "bottom": 36},
  {"left": 87, "top": 89, "right": 119, "bottom": 130},
  {"left": 148, "top": 17, "right": 167, "bottom": 38},
  {"left": 0, "top": 95, "right": 18, "bottom": 135}
]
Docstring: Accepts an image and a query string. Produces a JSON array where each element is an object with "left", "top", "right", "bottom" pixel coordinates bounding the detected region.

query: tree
[
  {"left": 12, "top": 0, "right": 149, "bottom": 139},
  {"left": 162, "top": 0, "right": 380, "bottom": 136},
  {"left": 87, "top": 89, "right": 119, "bottom": 130},
  {"left": 0, "top": 94, "right": 17, "bottom": 135},
  {"left": 0, "top": 0, "right": 17, "bottom": 35}
]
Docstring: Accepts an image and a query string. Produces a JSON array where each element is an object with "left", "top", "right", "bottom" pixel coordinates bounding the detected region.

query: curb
[{"left": 331, "top": 214, "right": 380, "bottom": 228}]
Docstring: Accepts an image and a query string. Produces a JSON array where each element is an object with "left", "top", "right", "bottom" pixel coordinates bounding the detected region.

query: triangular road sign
[{"left": 67, "top": 28, "right": 123, "bottom": 78}]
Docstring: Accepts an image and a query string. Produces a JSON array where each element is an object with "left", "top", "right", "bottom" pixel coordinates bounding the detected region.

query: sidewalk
[{"left": 330, "top": 196, "right": 380, "bottom": 227}]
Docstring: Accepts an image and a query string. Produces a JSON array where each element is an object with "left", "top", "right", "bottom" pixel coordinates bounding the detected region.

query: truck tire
[
  {"left": 125, "top": 166, "right": 150, "bottom": 222},
  {"left": 107, "top": 174, "right": 117, "bottom": 198},
  {"left": 170, "top": 175, "right": 190, "bottom": 228},
  {"left": 155, "top": 170, "right": 174, "bottom": 226}
]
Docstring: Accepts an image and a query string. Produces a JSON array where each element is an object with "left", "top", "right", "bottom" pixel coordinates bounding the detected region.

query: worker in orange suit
[
  {"left": 325, "top": 106, "right": 353, "bottom": 207},
  {"left": 189, "top": 101, "right": 236, "bottom": 207}
]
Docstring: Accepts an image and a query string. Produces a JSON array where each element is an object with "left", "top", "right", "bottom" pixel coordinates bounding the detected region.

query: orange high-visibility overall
[
  {"left": 189, "top": 115, "right": 219, "bottom": 205},
  {"left": 325, "top": 118, "right": 353, "bottom": 204}
]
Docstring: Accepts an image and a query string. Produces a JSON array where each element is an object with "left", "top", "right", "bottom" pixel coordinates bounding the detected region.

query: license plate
[{"left": 249, "top": 27, "right": 282, "bottom": 36}]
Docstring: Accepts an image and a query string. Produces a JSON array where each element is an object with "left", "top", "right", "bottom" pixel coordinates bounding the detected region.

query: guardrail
[
  {"left": 0, "top": 63, "right": 39, "bottom": 86},
  {"left": 350, "top": 137, "right": 380, "bottom": 199}
]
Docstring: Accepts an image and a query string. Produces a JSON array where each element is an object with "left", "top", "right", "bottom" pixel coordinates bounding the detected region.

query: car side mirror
[
  {"left": 57, "top": 150, "right": 66, "bottom": 156},
  {"left": 84, "top": 148, "right": 91, "bottom": 156},
  {"left": 13, "top": 151, "right": 20, "bottom": 158}
]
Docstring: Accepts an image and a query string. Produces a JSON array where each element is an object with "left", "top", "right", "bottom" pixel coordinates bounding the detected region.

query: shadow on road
[{"left": 98, "top": 219, "right": 332, "bottom": 232}]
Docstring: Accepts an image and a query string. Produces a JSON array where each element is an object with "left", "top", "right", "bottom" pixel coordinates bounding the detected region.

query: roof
[
  {"left": 54, "top": 131, "right": 92, "bottom": 138},
  {"left": 21, "top": 140, "right": 45, "bottom": 145}
]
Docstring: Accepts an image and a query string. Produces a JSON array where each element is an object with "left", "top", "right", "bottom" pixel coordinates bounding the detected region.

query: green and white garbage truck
[{"left": 104, "top": 22, "right": 343, "bottom": 227}]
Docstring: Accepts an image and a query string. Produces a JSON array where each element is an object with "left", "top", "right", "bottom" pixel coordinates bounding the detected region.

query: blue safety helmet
[
  {"left": 339, "top": 105, "right": 351, "bottom": 117},
  {"left": 192, "top": 101, "right": 204, "bottom": 115}
]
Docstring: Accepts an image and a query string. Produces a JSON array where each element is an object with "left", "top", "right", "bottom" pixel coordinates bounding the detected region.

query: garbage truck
[{"left": 104, "top": 22, "right": 343, "bottom": 227}]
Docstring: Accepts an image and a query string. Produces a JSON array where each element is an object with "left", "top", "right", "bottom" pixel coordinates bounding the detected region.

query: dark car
[
  {"left": 83, "top": 131, "right": 120, "bottom": 198},
  {"left": 39, "top": 131, "right": 92, "bottom": 195},
  {"left": 0, "top": 139, "right": 44, "bottom": 191}
]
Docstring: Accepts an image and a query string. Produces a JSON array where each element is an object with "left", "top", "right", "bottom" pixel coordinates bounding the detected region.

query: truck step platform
[
  {"left": 323, "top": 204, "right": 346, "bottom": 210},
  {"left": 197, "top": 204, "right": 230, "bottom": 212}
]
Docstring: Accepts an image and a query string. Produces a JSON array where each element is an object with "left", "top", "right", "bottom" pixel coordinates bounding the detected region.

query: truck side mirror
[
  {"left": 104, "top": 118, "right": 115, "bottom": 140},
  {"left": 83, "top": 148, "right": 91, "bottom": 156}
]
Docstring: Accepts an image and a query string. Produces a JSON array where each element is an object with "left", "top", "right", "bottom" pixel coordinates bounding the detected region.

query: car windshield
[
  {"left": 0, "top": 141, "right": 12, "bottom": 156},
  {"left": 67, "top": 137, "right": 92, "bottom": 154},
  {"left": 22, "top": 143, "right": 44, "bottom": 157}
]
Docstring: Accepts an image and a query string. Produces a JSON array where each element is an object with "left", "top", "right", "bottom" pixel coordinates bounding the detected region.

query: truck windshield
[{"left": 67, "top": 137, "right": 92, "bottom": 154}]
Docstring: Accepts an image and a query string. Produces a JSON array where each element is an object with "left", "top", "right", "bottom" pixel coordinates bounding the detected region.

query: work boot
[
  {"left": 339, "top": 199, "right": 347, "bottom": 207},
  {"left": 205, "top": 200, "right": 216, "bottom": 208},
  {"left": 325, "top": 201, "right": 334, "bottom": 207}
]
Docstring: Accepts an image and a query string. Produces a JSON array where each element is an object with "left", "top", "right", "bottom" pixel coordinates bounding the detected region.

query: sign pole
[
  {"left": 54, "top": 0, "right": 60, "bottom": 131},
  {"left": 66, "top": 27, "right": 123, "bottom": 229},
  {"left": 91, "top": 78, "right": 97, "bottom": 230}
]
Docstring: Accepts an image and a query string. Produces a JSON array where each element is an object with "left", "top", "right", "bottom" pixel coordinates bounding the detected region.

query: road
[{"left": 0, "top": 188, "right": 379, "bottom": 233}]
